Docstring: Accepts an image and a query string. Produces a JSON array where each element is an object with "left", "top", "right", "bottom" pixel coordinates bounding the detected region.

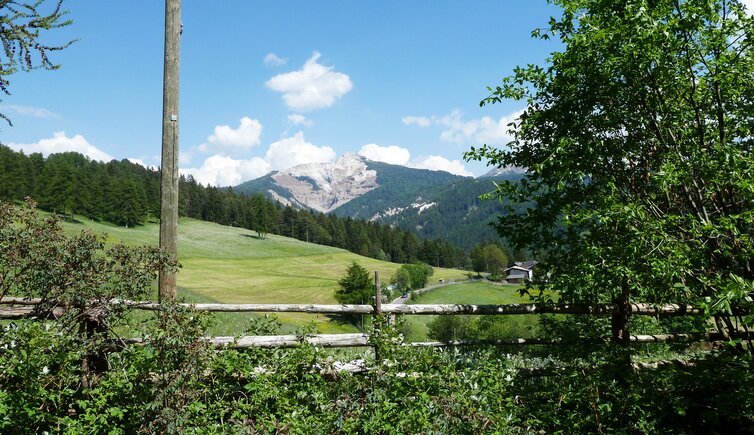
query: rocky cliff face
[
  {"left": 269, "top": 153, "right": 378, "bottom": 212},
  {"left": 479, "top": 165, "right": 527, "bottom": 178}
]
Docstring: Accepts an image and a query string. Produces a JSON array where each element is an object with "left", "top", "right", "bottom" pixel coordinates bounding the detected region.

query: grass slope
[
  {"left": 403, "top": 281, "right": 530, "bottom": 341},
  {"left": 59, "top": 216, "right": 469, "bottom": 333}
]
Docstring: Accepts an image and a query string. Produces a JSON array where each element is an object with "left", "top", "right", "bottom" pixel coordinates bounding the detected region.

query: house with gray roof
[{"left": 505, "top": 261, "right": 538, "bottom": 283}]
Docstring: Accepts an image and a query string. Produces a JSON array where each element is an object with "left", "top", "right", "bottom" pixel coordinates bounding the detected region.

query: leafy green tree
[
  {"left": 399, "top": 262, "right": 434, "bottom": 290},
  {"left": 470, "top": 244, "right": 486, "bottom": 276},
  {"left": 0, "top": 0, "right": 75, "bottom": 124},
  {"left": 334, "top": 261, "right": 374, "bottom": 305},
  {"left": 466, "top": 0, "right": 754, "bottom": 342},
  {"left": 427, "top": 315, "right": 474, "bottom": 342},
  {"left": 392, "top": 267, "right": 411, "bottom": 291},
  {"left": 469, "top": 243, "right": 506, "bottom": 277},
  {"left": 0, "top": 200, "right": 177, "bottom": 386},
  {"left": 482, "top": 244, "right": 508, "bottom": 278}
]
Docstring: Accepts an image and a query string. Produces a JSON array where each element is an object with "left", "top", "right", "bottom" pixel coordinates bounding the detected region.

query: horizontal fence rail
[
  {"left": 100, "top": 332, "right": 754, "bottom": 351},
  {"left": 1, "top": 279, "right": 747, "bottom": 378},
  {"left": 0, "top": 297, "right": 710, "bottom": 317}
]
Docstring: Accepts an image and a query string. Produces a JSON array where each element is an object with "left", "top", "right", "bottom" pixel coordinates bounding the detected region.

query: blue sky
[{"left": 2, "top": 0, "right": 561, "bottom": 185}]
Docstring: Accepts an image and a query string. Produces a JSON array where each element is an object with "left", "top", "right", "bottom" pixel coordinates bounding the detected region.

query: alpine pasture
[{"left": 58, "top": 215, "right": 469, "bottom": 333}]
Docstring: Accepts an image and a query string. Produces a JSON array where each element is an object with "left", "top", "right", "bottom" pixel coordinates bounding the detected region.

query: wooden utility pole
[{"left": 159, "top": 0, "right": 181, "bottom": 302}]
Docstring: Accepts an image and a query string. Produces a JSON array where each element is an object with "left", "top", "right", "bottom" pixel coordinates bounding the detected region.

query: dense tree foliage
[
  {"left": 334, "top": 261, "right": 374, "bottom": 305},
  {"left": 0, "top": 145, "right": 466, "bottom": 267},
  {"left": 333, "top": 163, "right": 525, "bottom": 251},
  {"left": 470, "top": 242, "right": 509, "bottom": 277},
  {"left": 389, "top": 262, "right": 434, "bottom": 291},
  {"left": 466, "top": 0, "right": 754, "bottom": 343}
]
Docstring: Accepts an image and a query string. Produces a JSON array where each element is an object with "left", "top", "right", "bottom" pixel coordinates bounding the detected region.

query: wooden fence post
[
  {"left": 611, "top": 284, "right": 631, "bottom": 382},
  {"left": 611, "top": 286, "right": 630, "bottom": 345},
  {"left": 374, "top": 271, "right": 381, "bottom": 315},
  {"left": 374, "top": 271, "right": 382, "bottom": 362}
]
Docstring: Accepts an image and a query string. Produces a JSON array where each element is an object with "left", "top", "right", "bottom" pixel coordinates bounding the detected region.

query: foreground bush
[
  {"left": 4, "top": 315, "right": 754, "bottom": 433},
  {"left": 3, "top": 201, "right": 754, "bottom": 433}
]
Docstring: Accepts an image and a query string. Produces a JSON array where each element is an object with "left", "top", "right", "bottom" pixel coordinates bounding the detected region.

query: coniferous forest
[{"left": 0, "top": 145, "right": 465, "bottom": 267}]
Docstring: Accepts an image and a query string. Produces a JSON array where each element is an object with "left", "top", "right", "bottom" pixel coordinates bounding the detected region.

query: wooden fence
[{"left": 0, "top": 270, "right": 743, "bottom": 352}]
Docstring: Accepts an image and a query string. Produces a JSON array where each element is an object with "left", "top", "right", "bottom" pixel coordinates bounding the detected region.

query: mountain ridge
[
  {"left": 234, "top": 154, "right": 466, "bottom": 212},
  {"left": 234, "top": 154, "right": 520, "bottom": 250}
]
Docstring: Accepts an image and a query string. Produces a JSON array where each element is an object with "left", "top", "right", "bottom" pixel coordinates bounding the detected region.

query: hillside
[
  {"left": 0, "top": 146, "right": 464, "bottom": 268},
  {"left": 58, "top": 215, "right": 469, "bottom": 333},
  {"left": 234, "top": 154, "right": 464, "bottom": 212},
  {"left": 234, "top": 153, "right": 523, "bottom": 250},
  {"left": 334, "top": 174, "right": 524, "bottom": 250}
]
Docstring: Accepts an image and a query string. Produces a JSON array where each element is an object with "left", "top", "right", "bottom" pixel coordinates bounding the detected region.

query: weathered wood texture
[
  {"left": 0, "top": 298, "right": 711, "bottom": 316},
  {"left": 209, "top": 333, "right": 370, "bottom": 348},
  {"left": 101, "top": 332, "right": 750, "bottom": 350},
  {"left": 158, "top": 0, "right": 181, "bottom": 302},
  {"left": 117, "top": 334, "right": 370, "bottom": 349},
  {"left": 0, "top": 305, "right": 64, "bottom": 319}
]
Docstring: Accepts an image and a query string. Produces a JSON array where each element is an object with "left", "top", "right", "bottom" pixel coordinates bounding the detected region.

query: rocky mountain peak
[
  {"left": 270, "top": 153, "right": 378, "bottom": 213},
  {"left": 478, "top": 165, "right": 526, "bottom": 178}
]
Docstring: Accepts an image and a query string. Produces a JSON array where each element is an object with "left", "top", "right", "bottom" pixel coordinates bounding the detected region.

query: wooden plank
[
  {"left": 381, "top": 303, "right": 616, "bottom": 315},
  {"left": 126, "top": 302, "right": 377, "bottom": 314},
  {"left": 0, "top": 306, "right": 36, "bottom": 318},
  {"left": 0, "top": 296, "right": 43, "bottom": 305},
  {"left": 0, "top": 298, "right": 716, "bottom": 316},
  {"left": 209, "top": 333, "right": 370, "bottom": 348},
  {"left": 406, "top": 338, "right": 563, "bottom": 347},
  {"left": 0, "top": 306, "right": 65, "bottom": 319}
]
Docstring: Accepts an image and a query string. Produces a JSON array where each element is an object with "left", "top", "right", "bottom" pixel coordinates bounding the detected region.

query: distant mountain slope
[
  {"left": 234, "top": 153, "right": 523, "bottom": 251},
  {"left": 235, "top": 154, "right": 464, "bottom": 213},
  {"left": 334, "top": 174, "right": 523, "bottom": 250},
  {"left": 335, "top": 159, "right": 467, "bottom": 215}
]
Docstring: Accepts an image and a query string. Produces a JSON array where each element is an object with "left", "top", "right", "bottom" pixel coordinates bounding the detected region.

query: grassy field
[
  {"left": 58, "top": 216, "right": 469, "bottom": 333},
  {"left": 402, "top": 281, "right": 533, "bottom": 341}
]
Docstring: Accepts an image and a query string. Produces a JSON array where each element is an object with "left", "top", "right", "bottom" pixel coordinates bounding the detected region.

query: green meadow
[
  {"left": 59, "top": 216, "right": 470, "bottom": 333},
  {"left": 402, "top": 281, "right": 532, "bottom": 341}
]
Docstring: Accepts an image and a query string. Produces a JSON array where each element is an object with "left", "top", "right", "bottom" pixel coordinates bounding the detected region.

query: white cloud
[
  {"left": 198, "top": 116, "right": 263, "bottom": 153},
  {"left": 402, "top": 115, "right": 431, "bottom": 127},
  {"left": 0, "top": 104, "right": 59, "bottom": 119},
  {"left": 179, "top": 150, "right": 194, "bottom": 165},
  {"left": 287, "top": 113, "right": 313, "bottom": 127},
  {"left": 127, "top": 158, "right": 158, "bottom": 170},
  {"left": 182, "top": 132, "right": 337, "bottom": 186},
  {"left": 412, "top": 155, "right": 473, "bottom": 177},
  {"left": 265, "top": 131, "right": 336, "bottom": 169},
  {"left": 358, "top": 143, "right": 411, "bottom": 165},
  {"left": 7, "top": 131, "right": 113, "bottom": 162},
  {"left": 358, "top": 142, "right": 472, "bottom": 176},
  {"left": 743, "top": 0, "right": 754, "bottom": 13},
  {"left": 437, "top": 109, "right": 520, "bottom": 146},
  {"left": 265, "top": 51, "right": 353, "bottom": 112},
  {"left": 263, "top": 53, "right": 287, "bottom": 66},
  {"left": 0, "top": 104, "right": 60, "bottom": 118},
  {"left": 403, "top": 109, "right": 522, "bottom": 146},
  {"left": 182, "top": 154, "right": 271, "bottom": 187}
]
